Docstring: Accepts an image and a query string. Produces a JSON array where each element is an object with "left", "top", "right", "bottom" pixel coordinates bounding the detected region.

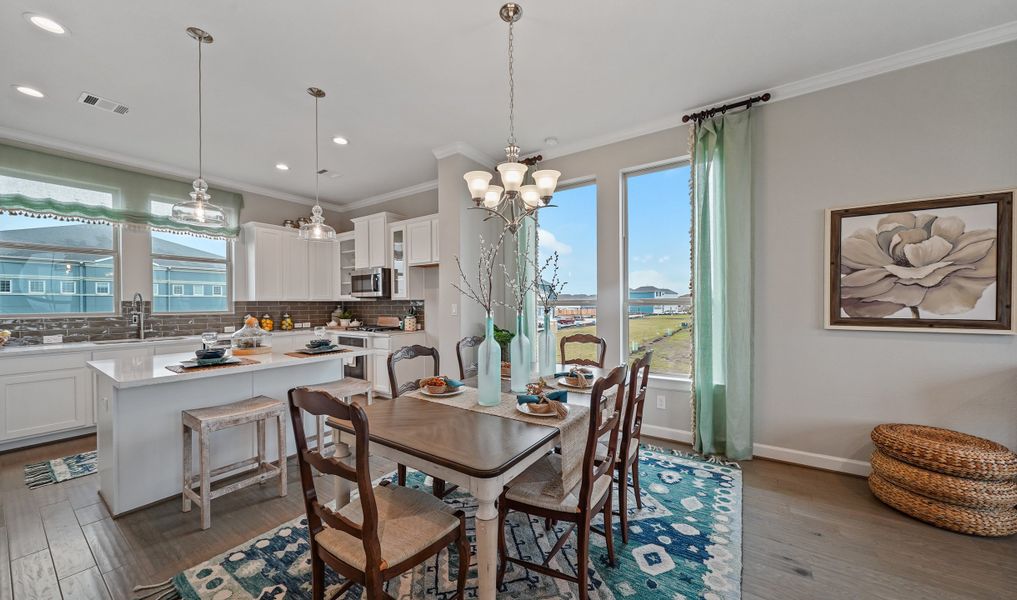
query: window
[
  {"left": 0, "top": 280, "right": 10, "bottom": 294},
  {"left": 624, "top": 162, "right": 692, "bottom": 376},
  {"left": 95, "top": 281, "right": 111, "bottom": 295},
  {"left": 150, "top": 200, "right": 230, "bottom": 313},
  {"left": 537, "top": 182, "right": 597, "bottom": 363},
  {"left": 0, "top": 175, "right": 117, "bottom": 315}
]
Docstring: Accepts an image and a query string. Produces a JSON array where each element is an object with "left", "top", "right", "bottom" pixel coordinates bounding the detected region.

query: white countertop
[{"left": 87, "top": 346, "right": 377, "bottom": 389}]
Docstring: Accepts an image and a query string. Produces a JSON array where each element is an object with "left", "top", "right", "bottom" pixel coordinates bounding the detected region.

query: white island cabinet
[{"left": 88, "top": 347, "right": 373, "bottom": 516}]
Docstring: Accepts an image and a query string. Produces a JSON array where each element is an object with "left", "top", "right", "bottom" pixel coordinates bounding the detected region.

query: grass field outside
[{"left": 554, "top": 314, "right": 691, "bottom": 376}]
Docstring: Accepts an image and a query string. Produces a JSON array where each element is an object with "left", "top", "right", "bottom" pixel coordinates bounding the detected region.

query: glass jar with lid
[{"left": 231, "top": 315, "right": 273, "bottom": 355}]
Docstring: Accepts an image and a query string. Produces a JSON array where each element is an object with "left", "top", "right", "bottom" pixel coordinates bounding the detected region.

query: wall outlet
[
  {"left": 656, "top": 395, "right": 666, "bottom": 410},
  {"left": 451, "top": 303, "right": 457, "bottom": 316},
  {"left": 43, "top": 334, "right": 64, "bottom": 344},
  {"left": 300, "top": 322, "right": 311, "bottom": 328},
  {"left": 223, "top": 326, "right": 236, "bottom": 333}
]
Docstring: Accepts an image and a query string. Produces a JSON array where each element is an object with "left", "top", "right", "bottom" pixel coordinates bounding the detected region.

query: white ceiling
[{"left": 3, "top": 1, "right": 1017, "bottom": 207}]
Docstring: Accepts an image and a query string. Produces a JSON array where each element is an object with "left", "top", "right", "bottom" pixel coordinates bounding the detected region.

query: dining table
[{"left": 326, "top": 364, "right": 611, "bottom": 600}]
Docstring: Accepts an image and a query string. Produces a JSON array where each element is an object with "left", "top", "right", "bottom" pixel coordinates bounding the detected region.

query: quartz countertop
[{"left": 87, "top": 346, "right": 377, "bottom": 389}]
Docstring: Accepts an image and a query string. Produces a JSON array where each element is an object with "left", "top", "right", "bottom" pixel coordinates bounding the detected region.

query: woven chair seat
[
  {"left": 505, "top": 453, "right": 612, "bottom": 513},
  {"left": 871, "top": 424, "right": 1017, "bottom": 481},
  {"left": 870, "top": 450, "right": 1017, "bottom": 510},
  {"left": 869, "top": 473, "right": 1017, "bottom": 537},
  {"left": 315, "top": 484, "right": 460, "bottom": 571}
]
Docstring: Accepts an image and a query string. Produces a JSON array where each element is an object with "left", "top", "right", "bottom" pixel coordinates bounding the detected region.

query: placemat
[
  {"left": 407, "top": 387, "right": 590, "bottom": 499},
  {"left": 284, "top": 348, "right": 353, "bottom": 359},
  {"left": 165, "top": 357, "right": 260, "bottom": 374}
]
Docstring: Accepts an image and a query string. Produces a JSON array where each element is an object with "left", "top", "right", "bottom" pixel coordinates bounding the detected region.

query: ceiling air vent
[{"left": 77, "top": 92, "right": 129, "bottom": 115}]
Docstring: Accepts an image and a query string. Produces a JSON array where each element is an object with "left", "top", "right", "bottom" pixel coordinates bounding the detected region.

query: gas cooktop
[{"left": 347, "top": 325, "right": 402, "bottom": 333}]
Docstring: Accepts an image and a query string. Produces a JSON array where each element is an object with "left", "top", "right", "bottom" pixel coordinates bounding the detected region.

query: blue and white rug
[
  {"left": 144, "top": 447, "right": 741, "bottom": 599},
  {"left": 24, "top": 450, "right": 97, "bottom": 489}
]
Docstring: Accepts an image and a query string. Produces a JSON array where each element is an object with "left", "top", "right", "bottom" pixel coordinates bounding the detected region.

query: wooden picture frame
[{"left": 825, "top": 190, "right": 1014, "bottom": 334}]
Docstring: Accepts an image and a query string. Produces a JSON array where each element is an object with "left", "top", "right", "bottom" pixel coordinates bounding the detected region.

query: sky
[{"left": 537, "top": 164, "right": 691, "bottom": 296}]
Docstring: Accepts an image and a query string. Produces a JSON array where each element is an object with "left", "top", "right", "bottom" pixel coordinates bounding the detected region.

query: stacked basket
[{"left": 869, "top": 424, "right": 1017, "bottom": 537}]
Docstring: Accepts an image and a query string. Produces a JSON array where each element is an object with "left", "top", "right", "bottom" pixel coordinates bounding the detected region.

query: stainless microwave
[{"left": 351, "top": 267, "right": 391, "bottom": 298}]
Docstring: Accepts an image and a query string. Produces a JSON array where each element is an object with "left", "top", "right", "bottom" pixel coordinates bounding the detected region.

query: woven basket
[
  {"left": 871, "top": 424, "right": 1017, "bottom": 481},
  {"left": 870, "top": 450, "right": 1017, "bottom": 510},
  {"left": 869, "top": 473, "right": 1017, "bottom": 537}
]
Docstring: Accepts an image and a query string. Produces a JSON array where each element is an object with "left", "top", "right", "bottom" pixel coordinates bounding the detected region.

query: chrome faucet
[{"left": 131, "top": 292, "right": 146, "bottom": 340}]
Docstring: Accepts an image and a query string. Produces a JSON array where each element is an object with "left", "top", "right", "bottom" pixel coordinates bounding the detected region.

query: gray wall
[{"left": 528, "top": 40, "right": 1017, "bottom": 472}]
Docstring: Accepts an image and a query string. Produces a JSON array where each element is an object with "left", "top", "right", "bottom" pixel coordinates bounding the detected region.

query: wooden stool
[
  {"left": 182, "top": 396, "right": 288, "bottom": 530},
  {"left": 308, "top": 378, "right": 373, "bottom": 459}
]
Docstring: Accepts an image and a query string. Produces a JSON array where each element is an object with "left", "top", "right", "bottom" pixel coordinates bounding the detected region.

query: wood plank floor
[{"left": 0, "top": 434, "right": 1014, "bottom": 599}]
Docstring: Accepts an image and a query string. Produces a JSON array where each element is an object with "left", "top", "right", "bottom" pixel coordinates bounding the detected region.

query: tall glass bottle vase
[
  {"left": 476, "top": 315, "right": 502, "bottom": 406},
  {"left": 510, "top": 311, "right": 531, "bottom": 393},
  {"left": 538, "top": 309, "right": 556, "bottom": 378}
]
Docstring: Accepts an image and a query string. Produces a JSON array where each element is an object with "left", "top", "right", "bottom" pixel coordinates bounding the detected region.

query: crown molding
[
  {"left": 538, "top": 20, "right": 1017, "bottom": 162},
  {"left": 0, "top": 126, "right": 346, "bottom": 213},
  {"left": 431, "top": 141, "right": 496, "bottom": 167},
  {"left": 337, "top": 179, "right": 439, "bottom": 213}
]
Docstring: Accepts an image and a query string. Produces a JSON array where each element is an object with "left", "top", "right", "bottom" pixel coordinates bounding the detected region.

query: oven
[
  {"left": 351, "top": 267, "right": 391, "bottom": 298},
  {"left": 338, "top": 336, "right": 367, "bottom": 380}
]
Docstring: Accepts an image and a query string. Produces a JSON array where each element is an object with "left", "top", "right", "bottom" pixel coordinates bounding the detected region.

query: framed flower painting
[{"left": 826, "top": 191, "right": 1013, "bottom": 333}]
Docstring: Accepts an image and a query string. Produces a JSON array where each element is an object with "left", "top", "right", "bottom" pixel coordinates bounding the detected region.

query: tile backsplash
[{"left": 0, "top": 300, "right": 424, "bottom": 344}]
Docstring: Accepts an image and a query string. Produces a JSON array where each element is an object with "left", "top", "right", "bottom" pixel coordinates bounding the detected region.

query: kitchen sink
[{"left": 92, "top": 336, "right": 189, "bottom": 345}]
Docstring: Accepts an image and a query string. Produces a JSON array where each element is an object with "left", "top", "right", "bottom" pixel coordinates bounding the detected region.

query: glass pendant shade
[
  {"left": 464, "top": 171, "right": 493, "bottom": 201},
  {"left": 299, "top": 204, "right": 336, "bottom": 241},
  {"left": 172, "top": 178, "right": 227, "bottom": 227},
  {"left": 519, "top": 184, "right": 541, "bottom": 209},
  {"left": 532, "top": 169, "right": 561, "bottom": 198},
  {"left": 497, "top": 161, "right": 527, "bottom": 192},
  {"left": 483, "top": 185, "right": 504, "bottom": 208}
]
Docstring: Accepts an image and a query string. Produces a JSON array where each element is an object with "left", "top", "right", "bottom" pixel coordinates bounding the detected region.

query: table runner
[
  {"left": 164, "top": 357, "right": 259, "bottom": 374},
  {"left": 406, "top": 387, "right": 590, "bottom": 499}
]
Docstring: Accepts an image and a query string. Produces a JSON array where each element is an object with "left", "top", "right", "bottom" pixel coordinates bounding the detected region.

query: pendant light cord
[
  {"left": 507, "top": 17, "right": 515, "bottom": 147},
  {"left": 197, "top": 35, "right": 203, "bottom": 180},
  {"left": 314, "top": 95, "right": 320, "bottom": 207}
]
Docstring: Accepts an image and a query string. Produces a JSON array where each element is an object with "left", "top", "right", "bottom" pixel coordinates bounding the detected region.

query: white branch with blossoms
[{"left": 451, "top": 228, "right": 507, "bottom": 315}]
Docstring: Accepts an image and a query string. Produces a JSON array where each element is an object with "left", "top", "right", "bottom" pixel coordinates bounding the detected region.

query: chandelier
[
  {"left": 298, "top": 87, "right": 337, "bottom": 241},
  {"left": 462, "top": 3, "right": 561, "bottom": 233},
  {"left": 171, "top": 27, "right": 227, "bottom": 228}
]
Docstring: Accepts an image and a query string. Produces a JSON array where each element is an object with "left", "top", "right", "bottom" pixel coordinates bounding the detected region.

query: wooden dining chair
[
  {"left": 287, "top": 387, "right": 469, "bottom": 600},
  {"left": 387, "top": 345, "right": 453, "bottom": 497},
  {"left": 559, "top": 333, "right": 608, "bottom": 368},
  {"left": 497, "top": 364, "right": 628, "bottom": 599},
  {"left": 604, "top": 350, "right": 652, "bottom": 543},
  {"left": 455, "top": 335, "right": 484, "bottom": 379}
]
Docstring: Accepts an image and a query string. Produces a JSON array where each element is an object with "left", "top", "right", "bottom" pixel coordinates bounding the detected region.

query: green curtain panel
[
  {"left": 0, "top": 143, "right": 243, "bottom": 238},
  {"left": 692, "top": 111, "right": 753, "bottom": 460}
]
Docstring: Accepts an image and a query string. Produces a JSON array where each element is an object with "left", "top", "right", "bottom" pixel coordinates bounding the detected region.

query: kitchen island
[{"left": 87, "top": 346, "right": 374, "bottom": 516}]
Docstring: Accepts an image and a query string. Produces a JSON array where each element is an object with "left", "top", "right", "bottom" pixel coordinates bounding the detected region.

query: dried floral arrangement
[{"left": 452, "top": 227, "right": 508, "bottom": 315}]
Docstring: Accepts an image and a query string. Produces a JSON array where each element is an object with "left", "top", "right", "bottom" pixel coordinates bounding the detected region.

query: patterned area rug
[
  {"left": 24, "top": 450, "right": 97, "bottom": 489},
  {"left": 145, "top": 447, "right": 741, "bottom": 599}
]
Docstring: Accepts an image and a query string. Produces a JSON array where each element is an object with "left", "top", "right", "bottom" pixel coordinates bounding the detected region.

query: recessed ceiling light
[
  {"left": 25, "top": 13, "right": 67, "bottom": 35},
  {"left": 543, "top": 136, "right": 559, "bottom": 147},
  {"left": 15, "top": 85, "right": 45, "bottom": 98},
  {"left": 275, "top": 163, "right": 289, "bottom": 171},
  {"left": 332, "top": 136, "right": 349, "bottom": 145}
]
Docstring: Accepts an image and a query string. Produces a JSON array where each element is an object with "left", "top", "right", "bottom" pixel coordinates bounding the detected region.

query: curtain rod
[{"left": 682, "top": 92, "right": 771, "bottom": 123}]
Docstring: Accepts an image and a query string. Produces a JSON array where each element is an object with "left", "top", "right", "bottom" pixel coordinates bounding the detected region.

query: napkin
[
  {"left": 443, "top": 377, "right": 464, "bottom": 388},
  {"left": 516, "top": 389, "right": 568, "bottom": 405}
]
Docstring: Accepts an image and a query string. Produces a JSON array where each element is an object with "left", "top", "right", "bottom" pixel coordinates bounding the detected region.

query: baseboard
[
  {"left": 640, "top": 424, "right": 871, "bottom": 477},
  {"left": 0, "top": 426, "right": 96, "bottom": 454}
]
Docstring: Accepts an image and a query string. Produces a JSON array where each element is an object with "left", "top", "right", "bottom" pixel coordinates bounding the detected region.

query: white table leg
[
  {"left": 473, "top": 479, "right": 502, "bottom": 600},
  {"left": 333, "top": 430, "right": 352, "bottom": 507}
]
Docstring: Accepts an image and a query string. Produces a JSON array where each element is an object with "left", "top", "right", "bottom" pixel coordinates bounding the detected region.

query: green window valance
[{"left": 0, "top": 143, "right": 243, "bottom": 239}]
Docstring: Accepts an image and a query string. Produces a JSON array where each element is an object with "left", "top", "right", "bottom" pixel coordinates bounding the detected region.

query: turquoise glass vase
[
  {"left": 476, "top": 315, "right": 502, "bottom": 406},
  {"left": 538, "top": 310, "right": 556, "bottom": 378},
  {"left": 509, "top": 311, "right": 531, "bottom": 393}
]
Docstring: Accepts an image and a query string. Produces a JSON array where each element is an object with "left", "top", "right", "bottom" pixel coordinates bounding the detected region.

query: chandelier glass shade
[
  {"left": 171, "top": 27, "right": 227, "bottom": 229},
  {"left": 298, "top": 87, "right": 336, "bottom": 241},
  {"left": 462, "top": 3, "right": 562, "bottom": 233}
]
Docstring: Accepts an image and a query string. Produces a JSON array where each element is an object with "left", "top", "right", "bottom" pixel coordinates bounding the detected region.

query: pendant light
[
  {"left": 298, "top": 87, "right": 336, "bottom": 241},
  {"left": 171, "top": 27, "right": 227, "bottom": 228}
]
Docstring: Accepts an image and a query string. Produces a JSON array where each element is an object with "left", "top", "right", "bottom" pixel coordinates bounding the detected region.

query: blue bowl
[{"left": 195, "top": 348, "right": 226, "bottom": 360}]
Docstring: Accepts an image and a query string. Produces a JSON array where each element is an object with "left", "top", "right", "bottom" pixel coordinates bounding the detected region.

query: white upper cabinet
[
  {"left": 352, "top": 212, "right": 402, "bottom": 269},
  {"left": 405, "top": 215, "right": 440, "bottom": 266},
  {"left": 335, "top": 232, "right": 356, "bottom": 300},
  {"left": 240, "top": 223, "right": 285, "bottom": 301},
  {"left": 238, "top": 222, "right": 339, "bottom": 302},
  {"left": 283, "top": 235, "right": 309, "bottom": 300},
  {"left": 308, "top": 239, "right": 335, "bottom": 300}
]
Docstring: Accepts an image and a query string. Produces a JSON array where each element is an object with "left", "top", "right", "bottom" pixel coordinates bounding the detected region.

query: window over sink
[{"left": 150, "top": 200, "right": 231, "bottom": 313}]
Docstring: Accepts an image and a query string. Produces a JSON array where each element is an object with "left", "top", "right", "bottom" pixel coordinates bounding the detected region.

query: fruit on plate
[{"left": 420, "top": 376, "right": 448, "bottom": 394}]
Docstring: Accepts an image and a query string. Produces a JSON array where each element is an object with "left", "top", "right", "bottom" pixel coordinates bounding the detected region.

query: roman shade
[{"left": 0, "top": 143, "right": 243, "bottom": 239}]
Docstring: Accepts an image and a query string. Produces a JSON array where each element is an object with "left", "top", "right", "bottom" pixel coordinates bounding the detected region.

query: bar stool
[
  {"left": 182, "top": 396, "right": 288, "bottom": 530},
  {"left": 308, "top": 378, "right": 373, "bottom": 459}
]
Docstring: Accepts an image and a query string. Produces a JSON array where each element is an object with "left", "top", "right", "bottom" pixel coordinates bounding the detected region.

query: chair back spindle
[
  {"left": 578, "top": 364, "right": 627, "bottom": 511},
  {"left": 622, "top": 350, "right": 653, "bottom": 456},
  {"left": 455, "top": 336, "right": 484, "bottom": 379}
]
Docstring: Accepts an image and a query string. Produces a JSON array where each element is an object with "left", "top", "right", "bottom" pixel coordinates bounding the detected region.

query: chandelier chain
[{"left": 507, "top": 17, "right": 515, "bottom": 147}]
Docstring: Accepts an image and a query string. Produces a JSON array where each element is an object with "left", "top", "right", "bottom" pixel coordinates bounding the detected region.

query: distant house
[
  {"left": 628, "top": 286, "right": 691, "bottom": 315},
  {"left": 0, "top": 223, "right": 227, "bottom": 314}
]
